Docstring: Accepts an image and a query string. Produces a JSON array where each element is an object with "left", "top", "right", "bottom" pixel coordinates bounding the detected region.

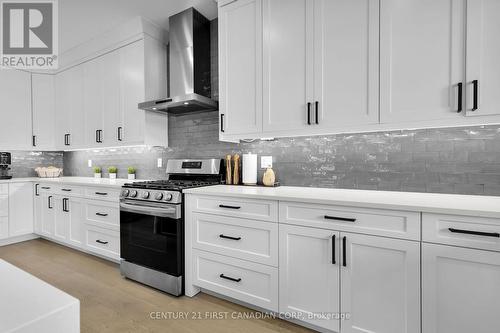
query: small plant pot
[
  {"left": 94, "top": 173, "right": 102, "bottom": 178},
  {"left": 128, "top": 174, "right": 136, "bottom": 180},
  {"left": 109, "top": 173, "right": 117, "bottom": 179}
]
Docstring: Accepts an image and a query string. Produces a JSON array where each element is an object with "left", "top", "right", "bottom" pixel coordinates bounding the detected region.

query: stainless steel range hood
[{"left": 138, "top": 8, "right": 218, "bottom": 114}]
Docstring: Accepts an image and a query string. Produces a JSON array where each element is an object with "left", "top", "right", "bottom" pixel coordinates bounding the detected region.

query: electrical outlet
[
  {"left": 157, "top": 158, "right": 163, "bottom": 168},
  {"left": 261, "top": 156, "right": 273, "bottom": 168},
  {"left": 88, "top": 160, "right": 92, "bottom": 167}
]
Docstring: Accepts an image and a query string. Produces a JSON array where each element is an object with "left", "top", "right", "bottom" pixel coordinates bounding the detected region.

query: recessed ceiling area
[{"left": 58, "top": 0, "right": 218, "bottom": 53}]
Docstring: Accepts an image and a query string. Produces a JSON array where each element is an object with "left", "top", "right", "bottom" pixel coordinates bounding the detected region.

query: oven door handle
[{"left": 119, "top": 202, "right": 180, "bottom": 218}]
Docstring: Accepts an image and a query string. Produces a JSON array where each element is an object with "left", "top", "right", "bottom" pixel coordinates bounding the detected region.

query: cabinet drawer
[
  {"left": 85, "top": 187, "right": 121, "bottom": 201},
  {"left": 85, "top": 225, "right": 120, "bottom": 261},
  {"left": 192, "top": 249, "right": 278, "bottom": 311},
  {"left": 280, "top": 201, "right": 421, "bottom": 240},
  {"left": 0, "top": 184, "right": 7, "bottom": 195},
  {"left": 190, "top": 195, "right": 278, "bottom": 222},
  {"left": 423, "top": 213, "right": 500, "bottom": 252},
  {"left": 84, "top": 201, "right": 119, "bottom": 230},
  {"left": 57, "top": 185, "right": 83, "bottom": 196},
  {"left": 191, "top": 213, "right": 278, "bottom": 266}
]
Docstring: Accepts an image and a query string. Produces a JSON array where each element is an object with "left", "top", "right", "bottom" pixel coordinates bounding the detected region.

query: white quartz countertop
[
  {"left": 0, "top": 259, "right": 79, "bottom": 332},
  {"left": 0, "top": 176, "right": 144, "bottom": 188},
  {"left": 184, "top": 185, "right": 500, "bottom": 219}
]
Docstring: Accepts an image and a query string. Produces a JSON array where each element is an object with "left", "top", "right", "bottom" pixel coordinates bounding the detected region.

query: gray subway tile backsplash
[{"left": 62, "top": 110, "right": 500, "bottom": 196}]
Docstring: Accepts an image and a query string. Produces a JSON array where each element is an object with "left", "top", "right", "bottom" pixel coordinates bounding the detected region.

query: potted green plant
[
  {"left": 127, "top": 167, "right": 136, "bottom": 180},
  {"left": 108, "top": 166, "right": 118, "bottom": 179},
  {"left": 93, "top": 167, "right": 102, "bottom": 178}
]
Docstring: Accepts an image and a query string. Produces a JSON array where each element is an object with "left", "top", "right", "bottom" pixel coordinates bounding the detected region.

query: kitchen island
[{"left": 0, "top": 259, "right": 79, "bottom": 332}]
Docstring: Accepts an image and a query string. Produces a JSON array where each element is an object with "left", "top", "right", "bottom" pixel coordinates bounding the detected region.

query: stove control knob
[
  {"left": 121, "top": 189, "right": 129, "bottom": 197},
  {"left": 155, "top": 193, "right": 163, "bottom": 201},
  {"left": 164, "top": 193, "right": 173, "bottom": 201},
  {"left": 142, "top": 191, "right": 150, "bottom": 199},
  {"left": 130, "top": 190, "right": 138, "bottom": 198}
]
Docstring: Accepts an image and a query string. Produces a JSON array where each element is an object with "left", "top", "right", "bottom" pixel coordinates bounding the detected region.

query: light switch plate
[
  {"left": 157, "top": 158, "right": 163, "bottom": 168},
  {"left": 88, "top": 160, "right": 92, "bottom": 167},
  {"left": 261, "top": 156, "right": 273, "bottom": 168}
]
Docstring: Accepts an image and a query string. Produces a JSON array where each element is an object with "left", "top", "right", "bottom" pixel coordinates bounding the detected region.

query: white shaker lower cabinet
[
  {"left": 56, "top": 196, "right": 84, "bottom": 248},
  {"left": 8, "top": 182, "right": 34, "bottom": 237},
  {"left": 279, "top": 224, "right": 340, "bottom": 332},
  {"left": 341, "top": 233, "right": 420, "bottom": 333},
  {"left": 422, "top": 243, "right": 500, "bottom": 333},
  {"left": 40, "top": 192, "right": 56, "bottom": 238},
  {"left": 0, "top": 185, "right": 8, "bottom": 239}
]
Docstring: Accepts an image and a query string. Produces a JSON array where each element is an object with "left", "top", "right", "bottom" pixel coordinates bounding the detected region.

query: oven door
[{"left": 120, "top": 200, "right": 183, "bottom": 276}]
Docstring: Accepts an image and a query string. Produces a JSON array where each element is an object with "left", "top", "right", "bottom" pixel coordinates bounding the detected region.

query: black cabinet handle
[
  {"left": 35, "top": 184, "right": 39, "bottom": 196},
  {"left": 219, "top": 274, "right": 241, "bottom": 283},
  {"left": 32, "top": 135, "right": 36, "bottom": 147},
  {"left": 332, "top": 234, "right": 336, "bottom": 265},
  {"left": 41, "top": 186, "right": 50, "bottom": 189},
  {"left": 315, "top": 101, "right": 319, "bottom": 124},
  {"left": 457, "top": 82, "right": 463, "bottom": 113},
  {"left": 99, "top": 130, "right": 103, "bottom": 143},
  {"left": 64, "top": 134, "right": 70, "bottom": 146},
  {"left": 307, "top": 102, "right": 311, "bottom": 125},
  {"left": 61, "top": 188, "right": 72, "bottom": 192},
  {"left": 472, "top": 79, "right": 479, "bottom": 111},
  {"left": 95, "top": 192, "right": 108, "bottom": 196},
  {"left": 324, "top": 215, "right": 356, "bottom": 223},
  {"left": 219, "top": 234, "right": 242, "bottom": 241},
  {"left": 448, "top": 228, "right": 499, "bottom": 238},
  {"left": 96, "top": 213, "right": 108, "bottom": 217},
  {"left": 342, "top": 236, "right": 347, "bottom": 267},
  {"left": 48, "top": 196, "right": 53, "bottom": 209},
  {"left": 220, "top": 114, "right": 225, "bottom": 133},
  {"left": 118, "top": 127, "right": 123, "bottom": 141},
  {"left": 219, "top": 204, "right": 241, "bottom": 210},
  {"left": 62, "top": 198, "right": 69, "bottom": 212},
  {"left": 95, "top": 130, "right": 99, "bottom": 143},
  {"left": 96, "top": 239, "right": 108, "bottom": 245}
]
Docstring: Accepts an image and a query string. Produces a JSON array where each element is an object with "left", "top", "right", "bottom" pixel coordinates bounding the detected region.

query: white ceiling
[{"left": 58, "top": 0, "right": 218, "bottom": 53}]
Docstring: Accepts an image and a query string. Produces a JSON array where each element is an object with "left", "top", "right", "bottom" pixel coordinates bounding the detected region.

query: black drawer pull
[
  {"left": 219, "top": 274, "right": 241, "bottom": 283},
  {"left": 96, "top": 213, "right": 108, "bottom": 217},
  {"left": 41, "top": 186, "right": 51, "bottom": 189},
  {"left": 61, "top": 188, "right": 72, "bottom": 192},
  {"left": 219, "top": 234, "right": 242, "bottom": 241},
  {"left": 96, "top": 239, "right": 109, "bottom": 245},
  {"left": 324, "top": 215, "right": 356, "bottom": 223},
  {"left": 448, "top": 228, "right": 500, "bottom": 238},
  {"left": 342, "top": 236, "right": 347, "bottom": 267},
  {"left": 219, "top": 204, "right": 241, "bottom": 210},
  {"left": 332, "top": 234, "right": 336, "bottom": 265},
  {"left": 95, "top": 192, "right": 108, "bottom": 196}
]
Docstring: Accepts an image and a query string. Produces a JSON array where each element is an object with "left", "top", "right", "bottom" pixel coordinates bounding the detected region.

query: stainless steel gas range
[{"left": 119, "top": 159, "right": 224, "bottom": 296}]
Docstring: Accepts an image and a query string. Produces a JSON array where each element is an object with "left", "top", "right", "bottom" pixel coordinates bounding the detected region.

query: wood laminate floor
[{"left": 0, "top": 239, "right": 312, "bottom": 333}]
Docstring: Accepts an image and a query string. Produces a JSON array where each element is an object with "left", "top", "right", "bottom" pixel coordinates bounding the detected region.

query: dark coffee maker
[{"left": 0, "top": 152, "right": 12, "bottom": 179}]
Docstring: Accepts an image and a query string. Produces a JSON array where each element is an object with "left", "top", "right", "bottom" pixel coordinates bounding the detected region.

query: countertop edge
[{"left": 184, "top": 186, "right": 500, "bottom": 219}]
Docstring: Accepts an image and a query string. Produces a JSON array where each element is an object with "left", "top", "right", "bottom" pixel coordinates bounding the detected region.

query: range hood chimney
[{"left": 138, "top": 8, "right": 218, "bottom": 114}]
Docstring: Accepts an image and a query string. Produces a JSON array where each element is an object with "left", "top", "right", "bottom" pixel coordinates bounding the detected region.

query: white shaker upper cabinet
[
  {"left": 422, "top": 243, "right": 500, "bottom": 333},
  {"left": 55, "top": 66, "right": 85, "bottom": 149},
  {"left": 341, "top": 233, "right": 420, "bottom": 333},
  {"left": 32, "top": 74, "right": 55, "bottom": 150},
  {"left": 466, "top": 0, "right": 500, "bottom": 117},
  {"left": 380, "top": 0, "right": 466, "bottom": 124},
  {"left": 0, "top": 69, "right": 32, "bottom": 150},
  {"left": 262, "top": 0, "right": 313, "bottom": 133},
  {"left": 219, "top": 0, "right": 263, "bottom": 136},
  {"left": 313, "top": 0, "right": 379, "bottom": 128},
  {"left": 83, "top": 57, "right": 104, "bottom": 148}
]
